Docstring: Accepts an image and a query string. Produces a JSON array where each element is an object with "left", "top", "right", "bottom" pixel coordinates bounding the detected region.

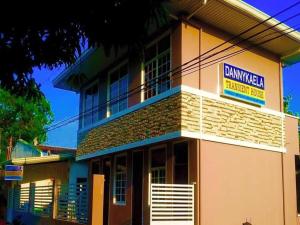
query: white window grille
[
  {"left": 114, "top": 155, "right": 127, "bottom": 204},
  {"left": 109, "top": 64, "right": 128, "bottom": 115},
  {"left": 144, "top": 35, "right": 171, "bottom": 100},
  {"left": 83, "top": 83, "right": 99, "bottom": 127}
]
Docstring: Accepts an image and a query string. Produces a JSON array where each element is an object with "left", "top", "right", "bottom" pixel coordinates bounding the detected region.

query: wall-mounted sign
[
  {"left": 220, "top": 63, "right": 265, "bottom": 106},
  {"left": 5, "top": 165, "right": 23, "bottom": 181}
]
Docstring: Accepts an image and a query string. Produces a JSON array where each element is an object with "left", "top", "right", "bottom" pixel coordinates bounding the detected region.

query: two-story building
[{"left": 53, "top": 0, "right": 300, "bottom": 225}]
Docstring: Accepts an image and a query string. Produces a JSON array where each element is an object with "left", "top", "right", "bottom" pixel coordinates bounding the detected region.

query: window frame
[
  {"left": 143, "top": 32, "right": 172, "bottom": 101},
  {"left": 149, "top": 145, "right": 167, "bottom": 184},
  {"left": 107, "top": 61, "right": 129, "bottom": 117},
  {"left": 113, "top": 153, "right": 127, "bottom": 206},
  {"left": 81, "top": 79, "right": 100, "bottom": 128},
  {"left": 147, "top": 145, "right": 167, "bottom": 206},
  {"left": 172, "top": 140, "right": 190, "bottom": 184}
]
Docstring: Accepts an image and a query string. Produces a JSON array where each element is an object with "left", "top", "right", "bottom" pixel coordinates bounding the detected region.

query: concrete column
[{"left": 90, "top": 174, "right": 104, "bottom": 225}]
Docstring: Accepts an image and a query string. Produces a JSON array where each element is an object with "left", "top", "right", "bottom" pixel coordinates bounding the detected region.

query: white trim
[
  {"left": 77, "top": 129, "right": 286, "bottom": 162},
  {"left": 199, "top": 95, "right": 203, "bottom": 135},
  {"left": 180, "top": 85, "right": 284, "bottom": 117},
  {"left": 285, "top": 114, "right": 300, "bottom": 119},
  {"left": 217, "top": 63, "right": 221, "bottom": 95},
  {"left": 141, "top": 63, "right": 145, "bottom": 103},
  {"left": 180, "top": 131, "right": 286, "bottom": 153},
  {"left": 200, "top": 133, "right": 286, "bottom": 153},
  {"left": 181, "top": 131, "right": 200, "bottom": 139}
]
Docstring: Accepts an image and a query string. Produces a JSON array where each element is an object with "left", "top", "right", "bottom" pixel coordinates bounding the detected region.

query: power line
[
  {"left": 46, "top": 5, "right": 300, "bottom": 132},
  {"left": 46, "top": 17, "right": 300, "bottom": 132},
  {"left": 46, "top": 23, "right": 300, "bottom": 132},
  {"left": 43, "top": 1, "right": 300, "bottom": 88},
  {"left": 182, "top": 23, "right": 300, "bottom": 76},
  {"left": 46, "top": 1, "right": 300, "bottom": 131}
]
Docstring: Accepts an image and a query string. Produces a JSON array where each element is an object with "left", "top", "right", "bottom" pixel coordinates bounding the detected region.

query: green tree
[
  {"left": 284, "top": 95, "right": 300, "bottom": 138},
  {"left": 0, "top": 88, "right": 53, "bottom": 161},
  {"left": 0, "top": 0, "right": 168, "bottom": 99}
]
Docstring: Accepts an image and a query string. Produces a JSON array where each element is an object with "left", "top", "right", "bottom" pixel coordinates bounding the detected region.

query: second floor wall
[{"left": 78, "top": 21, "right": 282, "bottom": 134}]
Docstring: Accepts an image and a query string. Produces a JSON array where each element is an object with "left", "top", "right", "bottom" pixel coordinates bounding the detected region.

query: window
[
  {"left": 174, "top": 142, "right": 188, "bottom": 184},
  {"left": 109, "top": 64, "right": 128, "bottom": 115},
  {"left": 91, "top": 160, "right": 101, "bottom": 174},
  {"left": 144, "top": 35, "right": 171, "bottom": 100},
  {"left": 151, "top": 148, "right": 166, "bottom": 184},
  {"left": 19, "top": 183, "right": 30, "bottom": 212},
  {"left": 33, "top": 179, "right": 54, "bottom": 216},
  {"left": 83, "top": 83, "right": 99, "bottom": 127},
  {"left": 114, "top": 155, "right": 127, "bottom": 204}
]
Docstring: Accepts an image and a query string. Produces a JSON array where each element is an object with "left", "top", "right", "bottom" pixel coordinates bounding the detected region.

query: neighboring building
[
  {"left": 37, "top": 144, "right": 77, "bottom": 156},
  {"left": 4, "top": 140, "right": 88, "bottom": 225},
  {"left": 53, "top": 1, "right": 300, "bottom": 225}
]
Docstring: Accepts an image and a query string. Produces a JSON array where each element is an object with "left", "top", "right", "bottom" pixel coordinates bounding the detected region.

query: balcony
[{"left": 77, "top": 85, "right": 285, "bottom": 160}]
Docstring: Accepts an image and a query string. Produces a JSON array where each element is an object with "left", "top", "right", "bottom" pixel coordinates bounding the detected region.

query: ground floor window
[
  {"left": 174, "top": 142, "right": 188, "bottom": 184},
  {"left": 151, "top": 147, "right": 166, "bottom": 184},
  {"left": 33, "top": 179, "right": 54, "bottom": 216},
  {"left": 91, "top": 160, "right": 101, "bottom": 174},
  {"left": 18, "top": 183, "right": 30, "bottom": 212},
  {"left": 114, "top": 154, "right": 127, "bottom": 205}
]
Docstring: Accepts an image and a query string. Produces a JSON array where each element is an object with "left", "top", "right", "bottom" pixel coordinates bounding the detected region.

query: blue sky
[
  {"left": 34, "top": 67, "right": 79, "bottom": 148},
  {"left": 34, "top": 0, "right": 300, "bottom": 148},
  {"left": 244, "top": 0, "right": 300, "bottom": 113}
]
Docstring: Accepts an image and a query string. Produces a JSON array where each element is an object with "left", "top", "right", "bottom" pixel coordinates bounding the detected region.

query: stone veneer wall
[
  {"left": 201, "top": 97, "right": 284, "bottom": 148},
  {"left": 181, "top": 92, "right": 201, "bottom": 133},
  {"left": 77, "top": 93, "right": 182, "bottom": 156},
  {"left": 77, "top": 90, "right": 285, "bottom": 157}
]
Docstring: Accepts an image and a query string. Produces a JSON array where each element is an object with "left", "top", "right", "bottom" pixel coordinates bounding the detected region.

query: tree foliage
[
  {"left": 0, "top": 88, "right": 53, "bottom": 157},
  {"left": 284, "top": 95, "right": 300, "bottom": 137},
  {"left": 0, "top": 0, "right": 168, "bottom": 99}
]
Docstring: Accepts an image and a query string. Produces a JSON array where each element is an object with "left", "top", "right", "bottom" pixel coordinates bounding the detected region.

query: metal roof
[{"left": 167, "top": 0, "right": 300, "bottom": 59}]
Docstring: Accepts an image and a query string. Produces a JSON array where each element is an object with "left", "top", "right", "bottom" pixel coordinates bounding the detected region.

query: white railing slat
[{"left": 150, "top": 183, "right": 194, "bottom": 225}]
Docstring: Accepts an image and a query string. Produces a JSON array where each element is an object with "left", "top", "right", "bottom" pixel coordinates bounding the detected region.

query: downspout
[
  {"left": 279, "top": 61, "right": 286, "bottom": 225},
  {"left": 187, "top": 0, "right": 208, "bottom": 20},
  {"left": 197, "top": 18, "right": 203, "bottom": 225},
  {"left": 197, "top": 140, "right": 201, "bottom": 225}
]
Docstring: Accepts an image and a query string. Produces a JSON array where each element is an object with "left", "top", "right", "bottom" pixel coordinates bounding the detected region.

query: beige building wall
[
  {"left": 21, "top": 161, "right": 70, "bottom": 185},
  {"left": 179, "top": 21, "right": 281, "bottom": 111},
  {"left": 200, "top": 140, "right": 284, "bottom": 225},
  {"left": 283, "top": 116, "right": 299, "bottom": 225},
  {"left": 199, "top": 115, "right": 299, "bottom": 225}
]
